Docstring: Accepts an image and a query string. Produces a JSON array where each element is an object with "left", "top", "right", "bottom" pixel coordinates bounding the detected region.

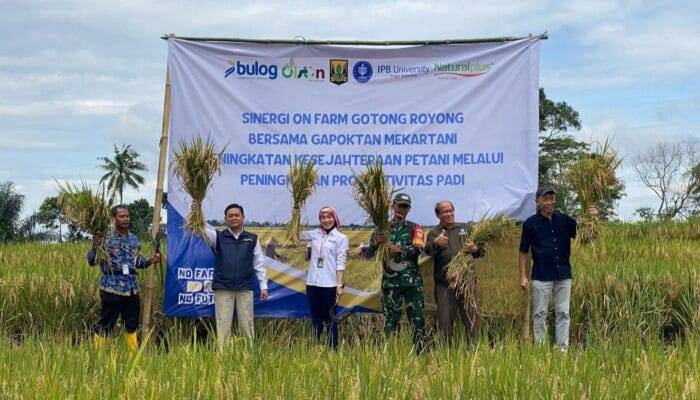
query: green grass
[
  {"left": 1, "top": 219, "right": 699, "bottom": 398},
  {"left": 2, "top": 222, "right": 699, "bottom": 342},
  {"left": 0, "top": 335, "right": 697, "bottom": 399},
  {"left": 250, "top": 223, "right": 700, "bottom": 342}
]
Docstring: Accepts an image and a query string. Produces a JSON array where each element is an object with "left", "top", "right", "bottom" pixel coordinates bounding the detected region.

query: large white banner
[{"left": 167, "top": 38, "right": 540, "bottom": 227}]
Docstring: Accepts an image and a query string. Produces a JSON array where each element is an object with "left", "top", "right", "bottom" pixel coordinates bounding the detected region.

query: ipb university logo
[
  {"left": 329, "top": 59, "right": 348, "bottom": 85},
  {"left": 352, "top": 61, "right": 373, "bottom": 83}
]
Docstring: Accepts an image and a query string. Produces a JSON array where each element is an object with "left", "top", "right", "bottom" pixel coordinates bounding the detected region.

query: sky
[{"left": 1, "top": 0, "right": 698, "bottom": 220}]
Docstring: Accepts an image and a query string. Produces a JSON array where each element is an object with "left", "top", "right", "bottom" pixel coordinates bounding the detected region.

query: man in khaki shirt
[{"left": 424, "top": 200, "right": 484, "bottom": 344}]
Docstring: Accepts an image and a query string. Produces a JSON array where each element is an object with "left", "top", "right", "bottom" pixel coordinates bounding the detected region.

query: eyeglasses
[{"left": 396, "top": 204, "right": 410, "bottom": 209}]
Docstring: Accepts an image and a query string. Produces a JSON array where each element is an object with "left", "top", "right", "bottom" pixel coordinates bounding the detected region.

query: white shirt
[
  {"left": 205, "top": 226, "right": 268, "bottom": 290},
  {"left": 301, "top": 228, "right": 349, "bottom": 288}
]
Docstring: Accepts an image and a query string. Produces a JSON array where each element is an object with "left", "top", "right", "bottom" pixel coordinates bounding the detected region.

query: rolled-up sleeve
[
  {"left": 253, "top": 240, "right": 268, "bottom": 290},
  {"left": 204, "top": 226, "right": 217, "bottom": 246},
  {"left": 86, "top": 249, "right": 97, "bottom": 266},
  {"left": 366, "top": 230, "right": 379, "bottom": 258},
  {"left": 335, "top": 235, "right": 349, "bottom": 271},
  {"left": 300, "top": 230, "right": 313, "bottom": 242},
  {"left": 401, "top": 243, "right": 420, "bottom": 261},
  {"left": 568, "top": 215, "right": 578, "bottom": 238},
  {"left": 423, "top": 229, "right": 438, "bottom": 256},
  {"left": 136, "top": 254, "right": 150, "bottom": 269},
  {"left": 519, "top": 221, "right": 532, "bottom": 253}
]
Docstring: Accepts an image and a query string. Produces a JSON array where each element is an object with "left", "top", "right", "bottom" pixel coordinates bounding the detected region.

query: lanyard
[
  {"left": 318, "top": 231, "right": 330, "bottom": 255},
  {"left": 316, "top": 231, "right": 331, "bottom": 269}
]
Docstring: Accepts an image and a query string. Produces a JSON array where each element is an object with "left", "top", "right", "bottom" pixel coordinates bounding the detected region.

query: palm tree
[{"left": 98, "top": 144, "right": 148, "bottom": 204}]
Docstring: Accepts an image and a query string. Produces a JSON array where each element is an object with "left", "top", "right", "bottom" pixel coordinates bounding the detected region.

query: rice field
[
  {"left": 0, "top": 219, "right": 699, "bottom": 398},
  {"left": 1, "top": 335, "right": 697, "bottom": 399}
]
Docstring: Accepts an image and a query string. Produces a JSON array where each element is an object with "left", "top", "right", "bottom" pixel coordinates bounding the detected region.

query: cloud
[
  {"left": 580, "top": 119, "right": 665, "bottom": 160},
  {"left": 118, "top": 179, "right": 159, "bottom": 204},
  {"left": 106, "top": 102, "right": 163, "bottom": 172},
  {"left": 544, "top": 2, "right": 700, "bottom": 89},
  {"left": 2, "top": 0, "right": 699, "bottom": 221},
  {"left": 655, "top": 96, "right": 700, "bottom": 124},
  {"left": 577, "top": 114, "right": 700, "bottom": 218},
  {"left": 580, "top": 117, "right": 695, "bottom": 162},
  {"left": 0, "top": 99, "right": 130, "bottom": 117},
  {"left": 109, "top": 102, "right": 161, "bottom": 144},
  {"left": 0, "top": 135, "right": 72, "bottom": 150}
]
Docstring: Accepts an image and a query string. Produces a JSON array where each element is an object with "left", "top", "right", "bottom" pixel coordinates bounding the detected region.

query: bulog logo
[{"left": 225, "top": 58, "right": 278, "bottom": 80}]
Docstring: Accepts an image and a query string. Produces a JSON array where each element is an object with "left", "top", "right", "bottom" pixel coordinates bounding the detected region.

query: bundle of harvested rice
[
  {"left": 565, "top": 140, "right": 622, "bottom": 244},
  {"left": 56, "top": 181, "right": 113, "bottom": 265},
  {"left": 446, "top": 213, "right": 519, "bottom": 321},
  {"left": 285, "top": 157, "right": 318, "bottom": 245},
  {"left": 171, "top": 136, "right": 225, "bottom": 244},
  {"left": 352, "top": 159, "right": 392, "bottom": 261}
]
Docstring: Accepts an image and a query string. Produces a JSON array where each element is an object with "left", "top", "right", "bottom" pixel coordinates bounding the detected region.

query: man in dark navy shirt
[{"left": 519, "top": 187, "right": 597, "bottom": 351}]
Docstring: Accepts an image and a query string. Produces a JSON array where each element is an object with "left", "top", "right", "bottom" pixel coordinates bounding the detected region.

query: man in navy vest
[{"left": 204, "top": 203, "right": 268, "bottom": 350}]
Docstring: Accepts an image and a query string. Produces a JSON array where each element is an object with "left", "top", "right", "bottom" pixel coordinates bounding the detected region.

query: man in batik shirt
[{"left": 87, "top": 205, "right": 160, "bottom": 351}]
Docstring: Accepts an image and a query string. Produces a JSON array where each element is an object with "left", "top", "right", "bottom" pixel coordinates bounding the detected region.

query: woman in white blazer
[{"left": 300, "top": 206, "right": 349, "bottom": 349}]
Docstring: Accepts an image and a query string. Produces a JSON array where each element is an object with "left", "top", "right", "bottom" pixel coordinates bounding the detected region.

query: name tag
[{"left": 122, "top": 263, "right": 130, "bottom": 275}]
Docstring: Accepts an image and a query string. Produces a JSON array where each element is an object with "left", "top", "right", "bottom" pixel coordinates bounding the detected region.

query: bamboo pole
[
  {"left": 141, "top": 63, "right": 172, "bottom": 334},
  {"left": 160, "top": 32, "right": 548, "bottom": 45}
]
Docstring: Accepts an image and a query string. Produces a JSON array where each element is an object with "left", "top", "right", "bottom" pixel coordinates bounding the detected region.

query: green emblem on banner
[{"left": 329, "top": 59, "right": 348, "bottom": 85}]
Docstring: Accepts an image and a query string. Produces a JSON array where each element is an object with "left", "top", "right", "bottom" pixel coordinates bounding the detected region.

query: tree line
[{"left": 0, "top": 145, "right": 154, "bottom": 242}]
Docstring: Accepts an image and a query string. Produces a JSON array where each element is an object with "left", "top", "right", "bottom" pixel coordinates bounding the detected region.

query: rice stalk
[
  {"left": 446, "top": 213, "right": 519, "bottom": 321},
  {"left": 352, "top": 159, "right": 392, "bottom": 261},
  {"left": 56, "top": 181, "right": 113, "bottom": 265},
  {"left": 566, "top": 139, "right": 622, "bottom": 245},
  {"left": 285, "top": 157, "right": 318, "bottom": 246},
  {"left": 1, "top": 218, "right": 700, "bottom": 348},
  {"left": 170, "top": 136, "right": 226, "bottom": 244}
]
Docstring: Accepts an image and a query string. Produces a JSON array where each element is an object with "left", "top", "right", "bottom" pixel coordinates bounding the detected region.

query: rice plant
[
  {"left": 284, "top": 157, "right": 318, "bottom": 246},
  {"left": 445, "top": 213, "right": 519, "bottom": 322},
  {"left": 56, "top": 181, "right": 113, "bottom": 265},
  {"left": 0, "top": 334, "right": 697, "bottom": 399},
  {"left": 1, "top": 220, "right": 699, "bottom": 398},
  {"left": 566, "top": 139, "right": 622, "bottom": 244},
  {"left": 2, "top": 220, "right": 698, "bottom": 342},
  {"left": 352, "top": 159, "right": 392, "bottom": 261},
  {"left": 170, "top": 136, "right": 226, "bottom": 244}
]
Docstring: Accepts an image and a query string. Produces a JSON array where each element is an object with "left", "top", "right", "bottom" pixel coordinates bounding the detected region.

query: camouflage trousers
[{"left": 381, "top": 286, "right": 426, "bottom": 346}]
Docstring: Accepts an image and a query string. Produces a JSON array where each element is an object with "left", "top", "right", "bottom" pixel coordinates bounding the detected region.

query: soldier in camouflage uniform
[{"left": 367, "top": 193, "right": 427, "bottom": 349}]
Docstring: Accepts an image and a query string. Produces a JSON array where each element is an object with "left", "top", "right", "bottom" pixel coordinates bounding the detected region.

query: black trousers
[
  {"left": 95, "top": 290, "right": 141, "bottom": 334},
  {"left": 306, "top": 285, "right": 338, "bottom": 349}
]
